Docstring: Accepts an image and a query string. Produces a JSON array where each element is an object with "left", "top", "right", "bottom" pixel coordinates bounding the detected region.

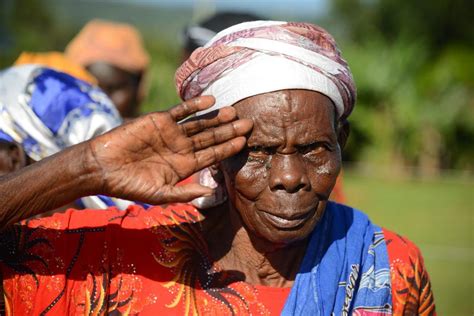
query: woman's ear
[
  {"left": 337, "top": 120, "right": 350, "bottom": 150},
  {"left": 0, "top": 142, "right": 28, "bottom": 175}
]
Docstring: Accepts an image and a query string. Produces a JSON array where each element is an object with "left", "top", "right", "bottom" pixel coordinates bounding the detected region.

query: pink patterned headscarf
[{"left": 175, "top": 21, "right": 356, "bottom": 120}]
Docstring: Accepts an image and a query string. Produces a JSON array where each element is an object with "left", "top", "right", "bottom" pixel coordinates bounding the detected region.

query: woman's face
[
  {"left": 0, "top": 141, "right": 29, "bottom": 176},
  {"left": 87, "top": 62, "right": 141, "bottom": 119},
  {"left": 221, "top": 89, "right": 343, "bottom": 245}
]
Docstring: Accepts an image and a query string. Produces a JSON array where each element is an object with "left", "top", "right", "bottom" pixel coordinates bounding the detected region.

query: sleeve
[
  {"left": 0, "top": 203, "right": 201, "bottom": 315},
  {"left": 0, "top": 207, "right": 119, "bottom": 315},
  {"left": 383, "top": 228, "right": 436, "bottom": 316}
]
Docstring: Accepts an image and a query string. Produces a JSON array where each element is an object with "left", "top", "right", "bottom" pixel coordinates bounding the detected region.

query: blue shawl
[{"left": 281, "top": 202, "right": 392, "bottom": 315}]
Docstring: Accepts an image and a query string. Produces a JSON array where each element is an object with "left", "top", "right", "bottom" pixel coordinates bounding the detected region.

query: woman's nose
[{"left": 269, "top": 154, "right": 310, "bottom": 193}]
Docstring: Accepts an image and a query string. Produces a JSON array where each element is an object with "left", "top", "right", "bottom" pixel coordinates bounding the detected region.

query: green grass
[{"left": 343, "top": 170, "right": 473, "bottom": 315}]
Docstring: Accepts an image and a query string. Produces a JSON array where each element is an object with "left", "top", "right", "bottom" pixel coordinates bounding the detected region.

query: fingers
[
  {"left": 191, "top": 118, "right": 252, "bottom": 151},
  {"left": 151, "top": 183, "right": 214, "bottom": 204},
  {"left": 180, "top": 107, "right": 237, "bottom": 136},
  {"left": 194, "top": 136, "right": 247, "bottom": 171},
  {"left": 168, "top": 96, "right": 215, "bottom": 121}
]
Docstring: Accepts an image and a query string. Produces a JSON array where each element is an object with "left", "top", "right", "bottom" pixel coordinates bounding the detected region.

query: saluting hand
[{"left": 88, "top": 96, "right": 252, "bottom": 204}]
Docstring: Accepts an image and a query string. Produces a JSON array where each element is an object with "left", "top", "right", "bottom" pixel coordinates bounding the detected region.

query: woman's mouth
[{"left": 260, "top": 207, "right": 316, "bottom": 230}]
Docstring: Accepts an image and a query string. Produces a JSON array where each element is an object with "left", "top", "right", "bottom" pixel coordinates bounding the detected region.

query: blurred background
[{"left": 1, "top": 0, "right": 472, "bottom": 314}]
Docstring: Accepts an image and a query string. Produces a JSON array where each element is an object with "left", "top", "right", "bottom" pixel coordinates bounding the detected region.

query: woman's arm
[
  {"left": 0, "top": 96, "right": 252, "bottom": 230},
  {"left": 0, "top": 142, "right": 100, "bottom": 229}
]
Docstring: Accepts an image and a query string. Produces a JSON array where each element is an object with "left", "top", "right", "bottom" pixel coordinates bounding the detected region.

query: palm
[{"left": 89, "top": 96, "right": 252, "bottom": 204}]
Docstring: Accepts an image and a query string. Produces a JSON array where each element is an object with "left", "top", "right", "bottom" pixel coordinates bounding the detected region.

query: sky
[
  {"left": 97, "top": 0, "right": 330, "bottom": 19},
  {"left": 37, "top": 0, "right": 332, "bottom": 44}
]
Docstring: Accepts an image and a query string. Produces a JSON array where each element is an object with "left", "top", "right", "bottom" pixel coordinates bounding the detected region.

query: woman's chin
[{"left": 253, "top": 216, "right": 320, "bottom": 246}]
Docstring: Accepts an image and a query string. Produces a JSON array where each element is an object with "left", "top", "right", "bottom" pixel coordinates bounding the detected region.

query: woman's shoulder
[
  {"left": 382, "top": 228, "right": 436, "bottom": 316},
  {"left": 382, "top": 228, "right": 423, "bottom": 262}
]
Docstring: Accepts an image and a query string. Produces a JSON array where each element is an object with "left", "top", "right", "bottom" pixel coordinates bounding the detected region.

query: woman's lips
[{"left": 260, "top": 207, "right": 316, "bottom": 230}]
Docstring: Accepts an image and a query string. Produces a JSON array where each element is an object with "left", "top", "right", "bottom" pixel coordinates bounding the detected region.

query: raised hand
[{"left": 88, "top": 96, "right": 252, "bottom": 204}]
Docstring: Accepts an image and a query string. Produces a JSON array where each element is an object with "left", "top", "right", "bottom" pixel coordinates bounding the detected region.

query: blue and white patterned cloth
[
  {"left": 282, "top": 201, "right": 392, "bottom": 315},
  {"left": 0, "top": 65, "right": 145, "bottom": 210}
]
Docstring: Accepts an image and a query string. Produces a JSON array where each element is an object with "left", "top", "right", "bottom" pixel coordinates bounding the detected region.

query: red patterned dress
[{"left": 0, "top": 204, "right": 435, "bottom": 315}]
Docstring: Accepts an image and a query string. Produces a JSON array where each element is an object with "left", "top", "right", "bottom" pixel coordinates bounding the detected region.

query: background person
[{"left": 65, "top": 19, "right": 150, "bottom": 119}]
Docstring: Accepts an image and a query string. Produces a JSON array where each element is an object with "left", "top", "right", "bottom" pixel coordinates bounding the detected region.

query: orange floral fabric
[
  {"left": 0, "top": 205, "right": 434, "bottom": 315},
  {"left": 384, "top": 229, "right": 436, "bottom": 316}
]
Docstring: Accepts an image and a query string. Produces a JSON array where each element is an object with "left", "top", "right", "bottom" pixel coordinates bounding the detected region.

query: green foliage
[
  {"left": 344, "top": 170, "right": 473, "bottom": 315},
  {"left": 332, "top": 0, "right": 474, "bottom": 172},
  {"left": 141, "top": 41, "right": 182, "bottom": 113},
  {"left": 1, "top": 0, "right": 43, "bottom": 65}
]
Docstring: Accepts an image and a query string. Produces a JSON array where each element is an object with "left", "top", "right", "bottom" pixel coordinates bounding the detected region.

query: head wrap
[
  {"left": 65, "top": 19, "right": 150, "bottom": 74},
  {"left": 0, "top": 65, "right": 140, "bottom": 210},
  {"left": 176, "top": 21, "right": 356, "bottom": 120},
  {"left": 15, "top": 51, "right": 98, "bottom": 85}
]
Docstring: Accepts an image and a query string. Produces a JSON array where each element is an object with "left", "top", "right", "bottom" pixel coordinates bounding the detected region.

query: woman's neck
[{"left": 201, "top": 202, "right": 309, "bottom": 288}]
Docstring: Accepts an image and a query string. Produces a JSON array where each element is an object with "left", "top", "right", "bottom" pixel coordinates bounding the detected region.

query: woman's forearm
[{"left": 0, "top": 142, "right": 101, "bottom": 230}]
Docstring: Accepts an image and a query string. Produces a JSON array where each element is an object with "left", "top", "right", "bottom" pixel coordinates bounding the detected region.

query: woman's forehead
[
  {"left": 233, "top": 90, "right": 337, "bottom": 145},
  {"left": 234, "top": 90, "right": 336, "bottom": 122}
]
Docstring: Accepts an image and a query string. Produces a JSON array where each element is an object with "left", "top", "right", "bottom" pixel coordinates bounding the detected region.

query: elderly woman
[{"left": 0, "top": 22, "right": 435, "bottom": 315}]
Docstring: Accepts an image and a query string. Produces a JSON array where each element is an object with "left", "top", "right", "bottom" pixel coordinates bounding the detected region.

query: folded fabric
[
  {"left": 176, "top": 21, "right": 356, "bottom": 120},
  {"left": 282, "top": 202, "right": 392, "bottom": 315}
]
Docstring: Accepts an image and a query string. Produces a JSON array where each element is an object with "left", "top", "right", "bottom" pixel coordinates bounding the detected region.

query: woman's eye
[
  {"left": 247, "top": 146, "right": 274, "bottom": 164},
  {"left": 299, "top": 142, "right": 329, "bottom": 155},
  {"left": 248, "top": 146, "right": 273, "bottom": 155}
]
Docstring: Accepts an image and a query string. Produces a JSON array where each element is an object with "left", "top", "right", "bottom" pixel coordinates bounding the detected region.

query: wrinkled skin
[
  {"left": 220, "top": 90, "right": 347, "bottom": 245},
  {"left": 87, "top": 62, "right": 142, "bottom": 118}
]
